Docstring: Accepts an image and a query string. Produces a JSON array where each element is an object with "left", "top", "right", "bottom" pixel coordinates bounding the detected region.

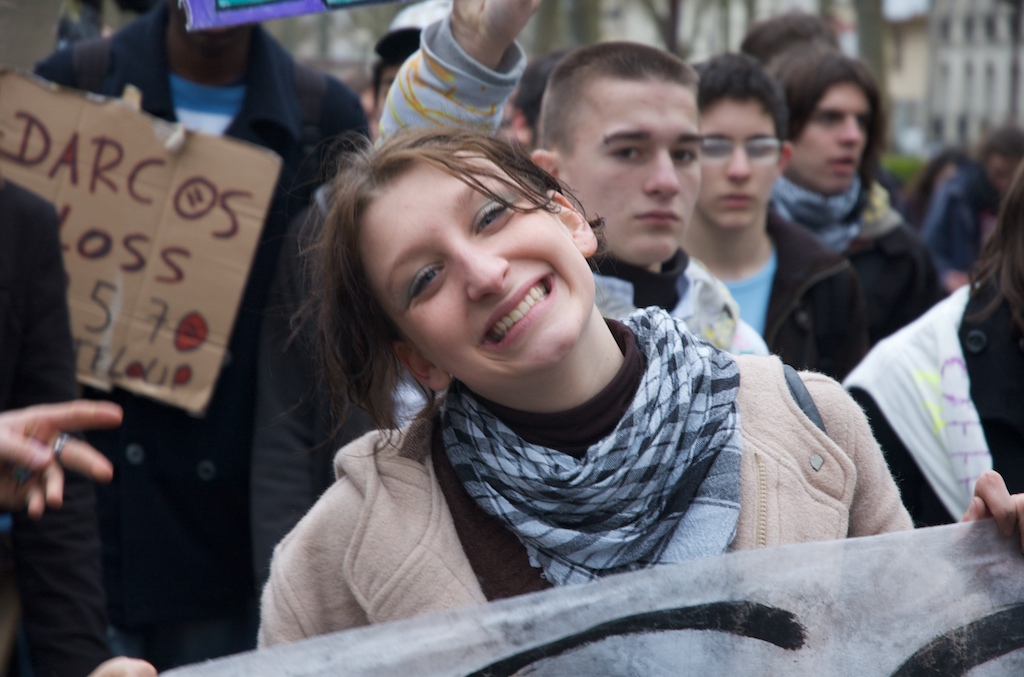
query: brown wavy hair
[
  {"left": 308, "top": 127, "right": 600, "bottom": 432},
  {"left": 767, "top": 43, "right": 884, "bottom": 191},
  {"left": 970, "top": 161, "right": 1024, "bottom": 337}
]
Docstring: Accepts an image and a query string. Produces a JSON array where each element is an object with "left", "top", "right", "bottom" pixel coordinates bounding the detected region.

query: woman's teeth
[{"left": 489, "top": 284, "right": 547, "bottom": 341}]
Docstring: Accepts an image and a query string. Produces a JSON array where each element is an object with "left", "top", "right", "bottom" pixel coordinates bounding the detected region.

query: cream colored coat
[{"left": 259, "top": 355, "right": 911, "bottom": 647}]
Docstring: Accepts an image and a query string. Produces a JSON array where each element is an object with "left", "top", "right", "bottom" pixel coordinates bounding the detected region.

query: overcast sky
[{"left": 884, "top": 0, "right": 929, "bottom": 21}]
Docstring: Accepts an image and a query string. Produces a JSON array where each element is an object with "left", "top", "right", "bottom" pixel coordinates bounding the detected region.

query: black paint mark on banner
[
  {"left": 466, "top": 600, "right": 806, "bottom": 677},
  {"left": 891, "top": 603, "right": 1024, "bottom": 676}
]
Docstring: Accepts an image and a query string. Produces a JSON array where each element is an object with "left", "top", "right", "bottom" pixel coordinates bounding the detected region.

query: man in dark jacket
[
  {"left": 684, "top": 53, "right": 869, "bottom": 380},
  {"left": 33, "top": 0, "right": 367, "bottom": 669},
  {"left": 0, "top": 177, "right": 110, "bottom": 677},
  {"left": 922, "top": 125, "right": 1024, "bottom": 293},
  {"left": 767, "top": 45, "right": 943, "bottom": 346}
]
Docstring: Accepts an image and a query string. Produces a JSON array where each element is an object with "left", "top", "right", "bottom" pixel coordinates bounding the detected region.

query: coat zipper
[{"left": 754, "top": 451, "right": 768, "bottom": 548}]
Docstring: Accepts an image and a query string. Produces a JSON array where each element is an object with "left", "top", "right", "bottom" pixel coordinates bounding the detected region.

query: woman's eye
[
  {"left": 409, "top": 266, "right": 439, "bottom": 299},
  {"left": 477, "top": 203, "right": 508, "bottom": 231}
]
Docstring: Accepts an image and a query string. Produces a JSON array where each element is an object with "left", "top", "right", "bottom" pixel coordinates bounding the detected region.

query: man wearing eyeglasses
[{"left": 683, "top": 53, "right": 869, "bottom": 379}]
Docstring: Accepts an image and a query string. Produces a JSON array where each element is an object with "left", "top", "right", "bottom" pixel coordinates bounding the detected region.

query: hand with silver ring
[
  {"left": 53, "top": 433, "right": 70, "bottom": 462},
  {"left": 0, "top": 401, "right": 121, "bottom": 518}
]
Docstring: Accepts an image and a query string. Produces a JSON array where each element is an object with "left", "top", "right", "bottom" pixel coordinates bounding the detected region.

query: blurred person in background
[
  {"left": 921, "top": 125, "right": 1024, "bottom": 293},
  {"left": 900, "top": 147, "right": 971, "bottom": 231},
  {"left": 499, "top": 49, "right": 566, "bottom": 149},
  {"left": 768, "top": 44, "right": 942, "bottom": 346},
  {"left": 683, "top": 53, "right": 869, "bottom": 380},
  {"left": 0, "top": 175, "right": 111, "bottom": 677},
  {"left": 0, "top": 401, "right": 156, "bottom": 677},
  {"left": 740, "top": 9, "right": 838, "bottom": 65},
  {"left": 740, "top": 10, "right": 905, "bottom": 211},
  {"left": 56, "top": 0, "right": 158, "bottom": 49},
  {"left": 846, "top": 161, "right": 1024, "bottom": 527},
  {"left": 33, "top": 0, "right": 366, "bottom": 668},
  {"left": 366, "top": 27, "right": 422, "bottom": 139}
]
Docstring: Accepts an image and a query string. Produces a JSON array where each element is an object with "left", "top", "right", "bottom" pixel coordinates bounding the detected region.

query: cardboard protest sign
[
  {"left": 0, "top": 70, "right": 281, "bottom": 414},
  {"left": 165, "top": 522, "right": 1024, "bottom": 676},
  {"left": 182, "top": 0, "right": 405, "bottom": 31}
]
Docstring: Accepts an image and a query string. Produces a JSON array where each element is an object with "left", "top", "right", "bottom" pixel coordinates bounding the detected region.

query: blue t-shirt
[
  {"left": 724, "top": 249, "right": 778, "bottom": 337},
  {"left": 169, "top": 73, "right": 246, "bottom": 135}
]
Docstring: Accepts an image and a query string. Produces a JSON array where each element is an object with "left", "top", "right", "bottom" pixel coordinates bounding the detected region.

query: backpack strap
[
  {"left": 783, "top": 364, "right": 827, "bottom": 436},
  {"left": 71, "top": 36, "right": 112, "bottom": 92}
]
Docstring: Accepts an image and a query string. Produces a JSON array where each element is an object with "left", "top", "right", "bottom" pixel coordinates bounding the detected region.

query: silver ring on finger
[{"left": 53, "top": 433, "right": 70, "bottom": 462}]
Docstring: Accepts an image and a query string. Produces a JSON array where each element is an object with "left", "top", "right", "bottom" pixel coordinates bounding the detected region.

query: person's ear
[
  {"left": 394, "top": 341, "right": 452, "bottom": 391},
  {"left": 777, "top": 140, "right": 793, "bottom": 174},
  {"left": 549, "top": 191, "right": 597, "bottom": 257},
  {"left": 531, "top": 148, "right": 562, "bottom": 178}
]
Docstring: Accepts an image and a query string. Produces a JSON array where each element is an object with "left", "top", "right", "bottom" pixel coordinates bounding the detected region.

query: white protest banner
[
  {"left": 0, "top": 70, "right": 281, "bottom": 414},
  {"left": 165, "top": 522, "right": 1024, "bottom": 676}
]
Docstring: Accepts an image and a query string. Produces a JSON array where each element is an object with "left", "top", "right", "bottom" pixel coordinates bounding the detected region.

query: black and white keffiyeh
[{"left": 441, "top": 308, "right": 743, "bottom": 586}]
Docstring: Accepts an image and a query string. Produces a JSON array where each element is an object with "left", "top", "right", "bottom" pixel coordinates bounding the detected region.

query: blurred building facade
[
  {"left": 887, "top": 1, "right": 931, "bottom": 155},
  {"left": 926, "top": 0, "right": 1022, "bottom": 150}
]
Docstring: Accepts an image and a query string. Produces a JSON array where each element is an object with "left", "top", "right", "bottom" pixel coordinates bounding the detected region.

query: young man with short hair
[
  {"left": 767, "top": 44, "right": 942, "bottom": 346},
  {"left": 381, "top": 7, "right": 766, "bottom": 354},
  {"left": 682, "top": 53, "right": 868, "bottom": 379}
]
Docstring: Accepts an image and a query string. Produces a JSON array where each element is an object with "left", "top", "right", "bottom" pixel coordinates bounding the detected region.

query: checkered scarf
[
  {"left": 441, "top": 308, "right": 743, "bottom": 586},
  {"left": 772, "top": 174, "right": 863, "bottom": 253}
]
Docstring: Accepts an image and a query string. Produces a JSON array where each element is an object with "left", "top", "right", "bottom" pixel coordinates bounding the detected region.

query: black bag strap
[
  {"left": 71, "top": 36, "right": 112, "bottom": 92},
  {"left": 783, "top": 363, "right": 827, "bottom": 436}
]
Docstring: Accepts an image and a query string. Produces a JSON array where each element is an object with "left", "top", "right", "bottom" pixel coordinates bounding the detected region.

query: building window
[
  {"left": 893, "top": 27, "right": 903, "bottom": 70},
  {"left": 986, "top": 63, "right": 997, "bottom": 115},
  {"left": 932, "top": 116, "right": 944, "bottom": 142},
  {"left": 936, "top": 63, "right": 949, "bottom": 109},
  {"left": 939, "top": 17, "right": 951, "bottom": 43},
  {"left": 965, "top": 62, "right": 975, "bottom": 113},
  {"left": 986, "top": 14, "right": 998, "bottom": 42},
  {"left": 964, "top": 16, "right": 974, "bottom": 43},
  {"left": 958, "top": 114, "right": 969, "bottom": 144}
]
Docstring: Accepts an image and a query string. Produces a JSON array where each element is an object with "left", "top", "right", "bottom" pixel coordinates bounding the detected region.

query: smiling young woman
[{"left": 257, "top": 127, "right": 1024, "bottom": 649}]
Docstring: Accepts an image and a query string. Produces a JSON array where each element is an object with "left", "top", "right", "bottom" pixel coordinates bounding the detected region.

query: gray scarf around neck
[
  {"left": 441, "top": 308, "right": 743, "bottom": 586},
  {"left": 772, "top": 174, "right": 863, "bottom": 252}
]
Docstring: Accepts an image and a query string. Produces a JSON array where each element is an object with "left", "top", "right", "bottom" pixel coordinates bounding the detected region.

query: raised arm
[{"left": 378, "top": 0, "right": 540, "bottom": 139}]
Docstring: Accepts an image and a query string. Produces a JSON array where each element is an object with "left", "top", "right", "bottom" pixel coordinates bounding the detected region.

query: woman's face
[{"left": 359, "top": 161, "right": 600, "bottom": 405}]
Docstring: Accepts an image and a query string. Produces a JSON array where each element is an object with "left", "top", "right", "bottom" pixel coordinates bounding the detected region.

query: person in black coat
[
  {"left": 0, "top": 177, "right": 110, "bottom": 677},
  {"left": 33, "top": 0, "right": 367, "bottom": 669},
  {"left": 848, "top": 162, "right": 1024, "bottom": 527}
]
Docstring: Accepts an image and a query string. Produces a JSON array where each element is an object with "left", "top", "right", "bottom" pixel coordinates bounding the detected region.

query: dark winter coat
[
  {"left": 0, "top": 179, "right": 110, "bottom": 677},
  {"left": 764, "top": 211, "right": 869, "bottom": 380},
  {"left": 34, "top": 2, "right": 367, "bottom": 628}
]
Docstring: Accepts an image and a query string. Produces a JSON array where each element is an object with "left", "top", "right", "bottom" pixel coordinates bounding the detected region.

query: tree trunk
[
  {"left": 571, "top": 0, "right": 603, "bottom": 46},
  {"left": 636, "top": 0, "right": 684, "bottom": 54},
  {"left": 533, "top": 1, "right": 564, "bottom": 54},
  {"left": 854, "top": 0, "right": 888, "bottom": 103}
]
